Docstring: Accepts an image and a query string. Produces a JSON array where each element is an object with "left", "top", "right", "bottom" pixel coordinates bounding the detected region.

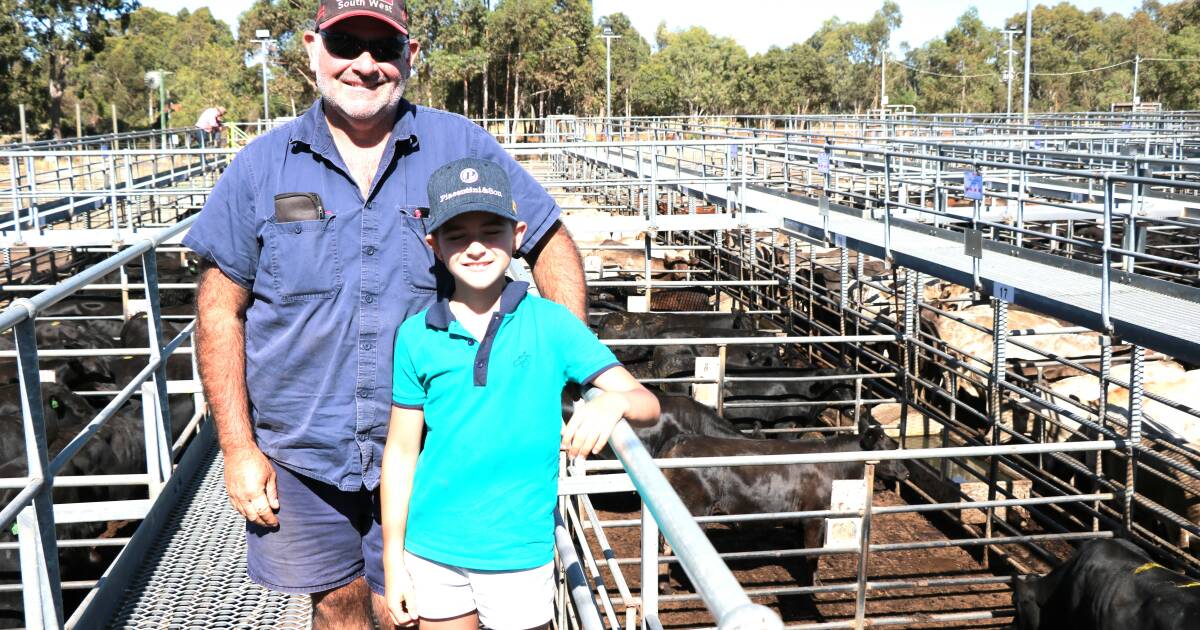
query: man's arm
[
  {"left": 195, "top": 260, "right": 278, "bottom": 527},
  {"left": 527, "top": 221, "right": 586, "bottom": 321}
]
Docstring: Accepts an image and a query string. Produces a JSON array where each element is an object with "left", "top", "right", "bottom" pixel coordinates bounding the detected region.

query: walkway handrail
[
  {"left": 588, "top": 391, "right": 783, "bottom": 630},
  {"left": 554, "top": 512, "right": 605, "bottom": 630},
  {"left": 0, "top": 215, "right": 197, "bottom": 332},
  {"left": 0, "top": 214, "right": 199, "bottom": 629}
]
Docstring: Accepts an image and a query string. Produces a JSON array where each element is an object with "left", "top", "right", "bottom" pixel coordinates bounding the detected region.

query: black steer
[
  {"left": 594, "top": 311, "right": 750, "bottom": 364},
  {"left": 660, "top": 423, "right": 907, "bottom": 582},
  {"left": 561, "top": 388, "right": 747, "bottom": 457},
  {"left": 650, "top": 327, "right": 789, "bottom": 381},
  {"left": 634, "top": 391, "right": 747, "bottom": 456},
  {"left": 657, "top": 366, "right": 853, "bottom": 429},
  {"left": 1011, "top": 538, "right": 1200, "bottom": 630},
  {"left": 0, "top": 382, "right": 92, "bottom": 470}
]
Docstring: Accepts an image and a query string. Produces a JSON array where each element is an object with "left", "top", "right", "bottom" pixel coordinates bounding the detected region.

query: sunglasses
[{"left": 319, "top": 30, "right": 409, "bottom": 62}]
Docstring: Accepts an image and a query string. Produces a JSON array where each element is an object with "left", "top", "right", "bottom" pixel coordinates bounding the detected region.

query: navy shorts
[{"left": 245, "top": 461, "right": 385, "bottom": 595}]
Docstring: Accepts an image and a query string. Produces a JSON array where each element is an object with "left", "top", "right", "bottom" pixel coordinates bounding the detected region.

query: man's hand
[
  {"left": 386, "top": 562, "right": 419, "bottom": 626},
  {"left": 223, "top": 446, "right": 280, "bottom": 528},
  {"left": 561, "top": 392, "right": 630, "bottom": 459}
]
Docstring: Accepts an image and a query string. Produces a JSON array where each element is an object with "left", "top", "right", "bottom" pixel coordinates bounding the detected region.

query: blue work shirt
[
  {"left": 182, "top": 99, "right": 561, "bottom": 491},
  {"left": 392, "top": 281, "right": 620, "bottom": 570}
]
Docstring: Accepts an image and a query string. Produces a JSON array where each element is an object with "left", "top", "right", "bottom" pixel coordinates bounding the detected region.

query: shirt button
[
  {"left": 361, "top": 342, "right": 373, "bottom": 351},
  {"left": 363, "top": 295, "right": 374, "bottom": 304},
  {"left": 292, "top": 225, "right": 302, "bottom": 234},
  {"left": 364, "top": 246, "right": 377, "bottom": 256},
  {"left": 467, "top": 339, "right": 475, "bottom": 346},
  {"left": 475, "top": 361, "right": 484, "bottom": 368},
  {"left": 357, "top": 388, "right": 370, "bottom": 398}
]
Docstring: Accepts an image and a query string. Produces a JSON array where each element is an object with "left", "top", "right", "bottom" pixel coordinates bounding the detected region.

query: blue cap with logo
[{"left": 425, "top": 158, "right": 518, "bottom": 233}]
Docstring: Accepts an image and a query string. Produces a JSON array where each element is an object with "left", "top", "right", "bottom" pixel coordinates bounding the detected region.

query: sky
[{"left": 142, "top": 0, "right": 1145, "bottom": 55}]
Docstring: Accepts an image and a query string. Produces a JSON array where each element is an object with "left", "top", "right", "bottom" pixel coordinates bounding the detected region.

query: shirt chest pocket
[
  {"left": 402, "top": 213, "right": 438, "bottom": 293},
  {"left": 266, "top": 216, "right": 343, "bottom": 302}
]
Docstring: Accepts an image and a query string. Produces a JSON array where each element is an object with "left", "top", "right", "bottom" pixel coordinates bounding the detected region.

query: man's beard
[{"left": 317, "top": 72, "right": 408, "bottom": 123}]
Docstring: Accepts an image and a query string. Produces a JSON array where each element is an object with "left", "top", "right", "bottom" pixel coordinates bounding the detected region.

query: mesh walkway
[{"left": 101, "top": 440, "right": 310, "bottom": 629}]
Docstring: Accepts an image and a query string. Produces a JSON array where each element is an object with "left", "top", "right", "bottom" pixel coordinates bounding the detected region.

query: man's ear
[
  {"left": 513, "top": 221, "right": 528, "bottom": 254},
  {"left": 425, "top": 233, "right": 443, "bottom": 261},
  {"left": 302, "top": 31, "right": 320, "bottom": 73}
]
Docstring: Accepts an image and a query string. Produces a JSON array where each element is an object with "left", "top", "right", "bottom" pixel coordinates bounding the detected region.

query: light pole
[
  {"left": 880, "top": 49, "right": 888, "bottom": 111},
  {"left": 600, "top": 24, "right": 621, "bottom": 132},
  {"left": 1022, "top": 0, "right": 1033, "bottom": 126},
  {"left": 1002, "top": 29, "right": 1020, "bottom": 118},
  {"left": 143, "top": 70, "right": 172, "bottom": 144},
  {"left": 1132, "top": 53, "right": 1141, "bottom": 105},
  {"left": 253, "top": 29, "right": 275, "bottom": 123}
]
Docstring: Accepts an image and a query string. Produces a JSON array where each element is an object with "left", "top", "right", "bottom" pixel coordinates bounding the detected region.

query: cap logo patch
[{"left": 460, "top": 168, "right": 479, "bottom": 184}]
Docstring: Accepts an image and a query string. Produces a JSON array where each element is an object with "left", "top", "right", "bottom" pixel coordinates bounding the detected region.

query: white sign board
[
  {"left": 125, "top": 299, "right": 150, "bottom": 318},
  {"left": 626, "top": 295, "right": 648, "bottom": 313},
  {"left": 824, "top": 478, "right": 867, "bottom": 549},
  {"left": 994, "top": 282, "right": 1016, "bottom": 304}
]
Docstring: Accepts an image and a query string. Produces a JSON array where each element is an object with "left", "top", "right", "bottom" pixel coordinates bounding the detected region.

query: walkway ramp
[{"left": 72, "top": 425, "right": 310, "bottom": 629}]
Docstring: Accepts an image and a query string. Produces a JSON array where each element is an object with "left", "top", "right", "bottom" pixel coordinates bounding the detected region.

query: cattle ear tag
[
  {"left": 9, "top": 523, "right": 16, "bottom": 536},
  {"left": 51, "top": 321, "right": 61, "bottom": 327},
  {"left": 50, "top": 398, "right": 60, "bottom": 410}
]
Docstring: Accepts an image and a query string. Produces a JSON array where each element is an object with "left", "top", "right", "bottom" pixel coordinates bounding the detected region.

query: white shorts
[{"left": 404, "top": 550, "right": 555, "bottom": 629}]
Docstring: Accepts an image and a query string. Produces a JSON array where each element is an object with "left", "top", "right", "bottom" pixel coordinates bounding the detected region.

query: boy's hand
[
  {"left": 386, "top": 563, "right": 419, "bottom": 626},
  {"left": 562, "top": 393, "right": 630, "bottom": 458}
]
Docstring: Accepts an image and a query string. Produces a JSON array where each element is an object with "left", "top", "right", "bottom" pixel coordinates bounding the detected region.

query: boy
[{"left": 381, "top": 157, "right": 659, "bottom": 629}]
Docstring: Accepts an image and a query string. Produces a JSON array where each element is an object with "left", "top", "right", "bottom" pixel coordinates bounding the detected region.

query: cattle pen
[{"left": 0, "top": 110, "right": 1197, "bottom": 630}]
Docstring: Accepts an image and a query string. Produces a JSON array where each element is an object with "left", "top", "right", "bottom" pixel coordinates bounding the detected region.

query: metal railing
[{"left": 0, "top": 215, "right": 199, "bottom": 628}]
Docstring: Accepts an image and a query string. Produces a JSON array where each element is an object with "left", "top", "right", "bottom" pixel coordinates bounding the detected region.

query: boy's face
[{"left": 426, "top": 212, "right": 528, "bottom": 292}]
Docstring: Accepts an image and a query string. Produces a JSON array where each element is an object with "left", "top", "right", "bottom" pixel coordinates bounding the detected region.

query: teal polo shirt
[{"left": 392, "top": 280, "right": 619, "bottom": 570}]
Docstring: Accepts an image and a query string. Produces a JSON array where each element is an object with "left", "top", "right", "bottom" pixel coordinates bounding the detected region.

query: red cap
[{"left": 316, "top": 0, "right": 409, "bottom": 35}]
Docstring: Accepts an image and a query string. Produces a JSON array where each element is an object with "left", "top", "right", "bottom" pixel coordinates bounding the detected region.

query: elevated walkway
[
  {"left": 72, "top": 424, "right": 310, "bottom": 629},
  {"left": 569, "top": 145, "right": 1200, "bottom": 364}
]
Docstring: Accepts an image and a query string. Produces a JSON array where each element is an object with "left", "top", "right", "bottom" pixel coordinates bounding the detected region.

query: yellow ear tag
[{"left": 1134, "top": 562, "right": 1166, "bottom": 575}]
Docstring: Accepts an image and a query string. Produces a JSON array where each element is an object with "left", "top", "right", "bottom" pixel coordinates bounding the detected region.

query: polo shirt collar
[
  {"left": 425, "top": 280, "right": 530, "bottom": 330},
  {"left": 289, "top": 97, "right": 419, "bottom": 159}
]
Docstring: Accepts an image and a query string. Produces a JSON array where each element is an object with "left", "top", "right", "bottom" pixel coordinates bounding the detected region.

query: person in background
[{"left": 194, "top": 106, "right": 226, "bottom": 146}]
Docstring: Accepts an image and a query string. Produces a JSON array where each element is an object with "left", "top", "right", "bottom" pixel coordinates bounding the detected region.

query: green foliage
[
  {"left": 5, "top": 0, "right": 1200, "bottom": 139},
  {"left": 79, "top": 8, "right": 247, "bottom": 132},
  {"left": 15, "top": 0, "right": 139, "bottom": 138},
  {"left": 633, "top": 25, "right": 747, "bottom": 116}
]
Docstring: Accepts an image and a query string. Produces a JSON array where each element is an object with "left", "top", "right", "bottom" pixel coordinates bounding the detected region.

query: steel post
[{"left": 12, "top": 313, "right": 65, "bottom": 629}]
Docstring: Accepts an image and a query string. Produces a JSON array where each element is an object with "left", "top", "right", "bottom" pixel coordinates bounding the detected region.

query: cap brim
[
  {"left": 427, "top": 204, "right": 516, "bottom": 234},
  {"left": 319, "top": 11, "right": 408, "bottom": 35}
]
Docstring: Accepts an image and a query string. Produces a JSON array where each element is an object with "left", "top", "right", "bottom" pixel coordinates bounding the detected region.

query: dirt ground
[{"left": 580, "top": 488, "right": 1037, "bottom": 629}]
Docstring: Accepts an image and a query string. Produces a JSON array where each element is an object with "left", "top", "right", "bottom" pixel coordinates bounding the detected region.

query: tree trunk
[
  {"left": 48, "top": 52, "right": 67, "bottom": 140},
  {"left": 482, "top": 56, "right": 490, "bottom": 124},
  {"left": 513, "top": 69, "right": 521, "bottom": 140}
]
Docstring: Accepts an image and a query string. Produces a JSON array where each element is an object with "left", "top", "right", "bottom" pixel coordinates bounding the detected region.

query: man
[
  {"left": 183, "top": 1, "right": 586, "bottom": 628},
  {"left": 195, "top": 105, "right": 225, "bottom": 139}
]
